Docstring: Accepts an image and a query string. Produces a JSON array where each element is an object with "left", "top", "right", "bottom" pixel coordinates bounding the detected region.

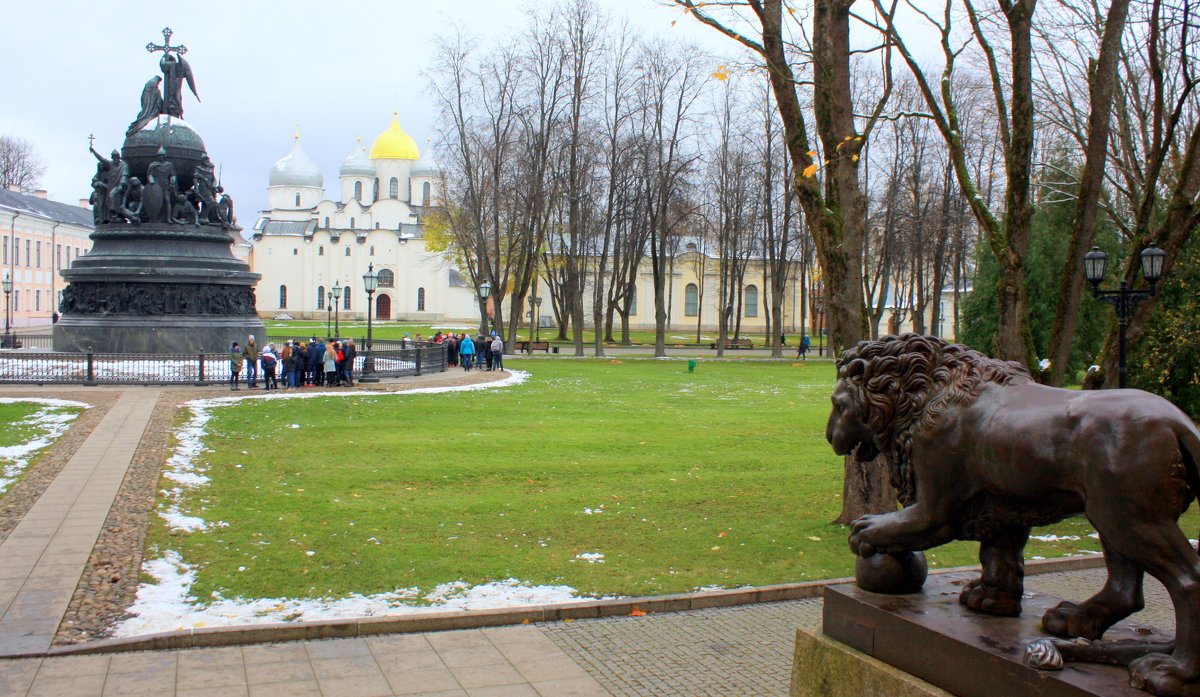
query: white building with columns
[{"left": 249, "top": 116, "right": 477, "bottom": 323}]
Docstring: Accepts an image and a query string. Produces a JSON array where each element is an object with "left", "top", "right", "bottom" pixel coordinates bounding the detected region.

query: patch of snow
[
  {"left": 574, "top": 552, "right": 605, "bottom": 563},
  {"left": 1030, "top": 534, "right": 1081, "bottom": 542},
  {"left": 0, "top": 399, "right": 88, "bottom": 495},
  {"left": 111, "top": 550, "right": 603, "bottom": 637}
]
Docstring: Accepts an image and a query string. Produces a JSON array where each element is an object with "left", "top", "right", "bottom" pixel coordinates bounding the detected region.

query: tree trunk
[{"left": 833, "top": 453, "right": 896, "bottom": 525}]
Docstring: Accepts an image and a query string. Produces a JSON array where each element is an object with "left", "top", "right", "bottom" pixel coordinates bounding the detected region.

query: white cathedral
[{"left": 249, "top": 115, "right": 479, "bottom": 324}]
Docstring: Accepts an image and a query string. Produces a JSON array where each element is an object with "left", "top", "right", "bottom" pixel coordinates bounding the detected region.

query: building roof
[
  {"left": 340, "top": 140, "right": 376, "bottom": 177},
  {"left": 369, "top": 114, "right": 419, "bottom": 160},
  {"left": 254, "top": 219, "right": 317, "bottom": 237},
  {"left": 0, "top": 188, "right": 93, "bottom": 228},
  {"left": 411, "top": 142, "right": 441, "bottom": 176},
  {"left": 269, "top": 137, "right": 324, "bottom": 188}
]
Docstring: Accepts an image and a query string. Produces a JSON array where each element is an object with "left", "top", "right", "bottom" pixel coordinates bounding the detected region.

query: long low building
[{"left": 0, "top": 187, "right": 94, "bottom": 329}]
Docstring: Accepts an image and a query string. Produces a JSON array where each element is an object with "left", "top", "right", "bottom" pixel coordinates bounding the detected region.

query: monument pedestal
[{"left": 794, "top": 572, "right": 1167, "bottom": 697}]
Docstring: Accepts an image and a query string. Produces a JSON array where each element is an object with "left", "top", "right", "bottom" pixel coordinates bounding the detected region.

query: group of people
[
  {"left": 431, "top": 331, "right": 505, "bottom": 372},
  {"left": 229, "top": 335, "right": 357, "bottom": 391}
]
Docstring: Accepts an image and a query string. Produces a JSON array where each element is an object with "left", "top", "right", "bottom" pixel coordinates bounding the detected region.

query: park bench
[
  {"left": 514, "top": 340, "right": 556, "bottom": 353},
  {"left": 709, "top": 338, "right": 754, "bottom": 350}
]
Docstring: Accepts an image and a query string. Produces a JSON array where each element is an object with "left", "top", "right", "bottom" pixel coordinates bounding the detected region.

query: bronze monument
[{"left": 826, "top": 334, "right": 1200, "bottom": 697}]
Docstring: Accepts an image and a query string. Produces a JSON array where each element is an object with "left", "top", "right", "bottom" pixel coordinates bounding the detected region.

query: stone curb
[{"left": 10, "top": 554, "right": 1104, "bottom": 659}]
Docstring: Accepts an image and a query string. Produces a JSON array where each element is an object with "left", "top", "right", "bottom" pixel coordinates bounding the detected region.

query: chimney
[
  {"left": 33, "top": 190, "right": 48, "bottom": 199},
  {"left": 79, "top": 199, "right": 91, "bottom": 209},
  {"left": 5, "top": 185, "right": 19, "bottom": 193}
]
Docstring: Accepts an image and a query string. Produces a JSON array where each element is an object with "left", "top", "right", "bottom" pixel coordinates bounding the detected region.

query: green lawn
[
  {"left": 0, "top": 401, "right": 84, "bottom": 498},
  {"left": 144, "top": 359, "right": 1136, "bottom": 604}
]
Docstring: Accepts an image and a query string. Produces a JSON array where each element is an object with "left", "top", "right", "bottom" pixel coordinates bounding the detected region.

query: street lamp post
[
  {"left": 326, "top": 291, "right": 333, "bottom": 338},
  {"left": 479, "top": 281, "right": 492, "bottom": 335},
  {"left": 533, "top": 296, "right": 542, "bottom": 346},
  {"left": 331, "top": 282, "right": 342, "bottom": 338},
  {"left": 1083, "top": 244, "right": 1166, "bottom": 388},
  {"left": 1, "top": 275, "right": 11, "bottom": 349},
  {"left": 360, "top": 264, "right": 380, "bottom": 382}
]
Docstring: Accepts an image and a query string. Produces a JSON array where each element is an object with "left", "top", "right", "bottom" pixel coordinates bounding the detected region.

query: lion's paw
[
  {"left": 959, "top": 578, "right": 1022, "bottom": 616},
  {"left": 1042, "top": 601, "right": 1109, "bottom": 640},
  {"left": 1129, "top": 653, "right": 1200, "bottom": 697}
]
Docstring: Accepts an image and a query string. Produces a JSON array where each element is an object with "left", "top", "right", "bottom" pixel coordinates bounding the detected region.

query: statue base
[
  {"left": 817, "top": 572, "right": 1165, "bottom": 697},
  {"left": 791, "top": 626, "right": 954, "bottom": 697},
  {"left": 53, "top": 314, "right": 264, "bottom": 354}
]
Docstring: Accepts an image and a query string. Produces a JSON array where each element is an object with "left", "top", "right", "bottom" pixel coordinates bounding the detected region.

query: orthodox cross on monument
[
  {"left": 145, "top": 27, "right": 187, "bottom": 59},
  {"left": 143, "top": 27, "right": 198, "bottom": 119}
]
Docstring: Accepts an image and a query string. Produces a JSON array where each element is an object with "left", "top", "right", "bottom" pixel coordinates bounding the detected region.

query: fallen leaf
[
  {"left": 807, "top": 536, "right": 822, "bottom": 542},
  {"left": 630, "top": 606, "right": 647, "bottom": 617}
]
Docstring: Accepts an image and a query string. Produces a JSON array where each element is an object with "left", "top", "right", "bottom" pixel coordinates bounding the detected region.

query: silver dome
[
  {"left": 340, "top": 143, "right": 376, "bottom": 177},
  {"left": 269, "top": 139, "right": 324, "bottom": 188}
]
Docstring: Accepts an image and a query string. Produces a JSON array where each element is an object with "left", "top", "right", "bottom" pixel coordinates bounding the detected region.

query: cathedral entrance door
[{"left": 376, "top": 293, "right": 391, "bottom": 320}]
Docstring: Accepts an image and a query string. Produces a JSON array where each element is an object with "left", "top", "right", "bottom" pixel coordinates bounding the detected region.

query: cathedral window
[
  {"left": 324, "top": 217, "right": 330, "bottom": 228},
  {"left": 375, "top": 223, "right": 380, "bottom": 229},
  {"left": 417, "top": 287, "right": 426, "bottom": 311},
  {"left": 344, "top": 247, "right": 350, "bottom": 256},
  {"left": 293, "top": 249, "right": 298, "bottom": 255},
  {"left": 279, "top": 285, "right": 287, "bottom": 309},
  {"left": 354, "top": 181, "right": 363, "bottom": 200},
  {"left": 294, "top": 193, "right": 300, "bottom": 207},
  {"left": 317, "top": 286, "right": 325, "bottom": 309},
  {"left": 745, "top": 285, "right": 759, "bottom": 317},
  {"left": 370, "top": 246, "right": 375, "bottom": 256},
  {"left": 422, "top": 181, "right": 431, "bottom": 206},
  {"left": 389, "top": 178, "right": 399, "bottom": 198},
  {"left": 685, "top": 284, "right": 699, "bottom": 316},
  {"left": 343, "top": 292, "right": 351, "bottom": 310},
  {"left": 350, "top": 217, "right": 356, "bottom": 228},
  {"left": 318, "top": 247, "right": 324, "bottom": 256},
  {"left": 377, "top": 269, "right": 395, "bottom": 287}
]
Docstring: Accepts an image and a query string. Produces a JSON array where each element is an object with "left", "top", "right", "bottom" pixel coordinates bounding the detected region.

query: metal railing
[{"left": 0, "top": 345, "right": 446, "bottom": 385}]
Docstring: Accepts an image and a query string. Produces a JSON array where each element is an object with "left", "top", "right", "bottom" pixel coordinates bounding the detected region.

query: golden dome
[{"left": 369, "top": 113, "right": 420, "bottom": 160}]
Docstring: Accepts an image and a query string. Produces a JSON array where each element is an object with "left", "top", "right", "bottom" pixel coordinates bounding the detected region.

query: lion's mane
[{"left": 837, "top": 334, "right": 1032, "bottom": 505}]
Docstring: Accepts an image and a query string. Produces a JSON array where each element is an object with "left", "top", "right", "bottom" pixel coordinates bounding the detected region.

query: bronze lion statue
[{"left": 827, "top": 334, "right": 1200, "bottom": 697}]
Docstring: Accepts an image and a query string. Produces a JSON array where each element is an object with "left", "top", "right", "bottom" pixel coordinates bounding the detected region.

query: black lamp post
[
  {"left": 1, "top": 275, "right": 11, "bottom": 349},
  {"left": 532, "top": 295, "right": 542, "bottom": 346},
  {"left": 360, "top": 264, "right": 380, "bottom": 382},
  {"left": 331, "top": 282, "right": 342, "bottom": 338},
  {"left": 1083, "top": 243, "right": 1166, "bottom": 388},
  {"left": 326, "top": 291, "right": 333, "bottom": 338},
  {"left": 479, "top": 280, "right": 492, "bottom": 335}
]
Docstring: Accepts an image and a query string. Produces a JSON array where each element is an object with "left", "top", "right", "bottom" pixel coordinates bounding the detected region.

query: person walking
[
  {"left": 459, "top": 332, "right": 475, "bottom": 371},
  {"left": 229, "top": 342, "right": 244, "bottom": 391},
  {"left": 242, "top": 335, "right": 260, "bottom": 388},
  {"left": 282, "top": 341, "right": 297, "bottom": 389},
  {"left": 260, "top": 344, "right": 279, "bottom": 391},
  {"left": 490, "top": 334, "right": 504, "bottom": 372},
  {"left": 446, "top": 334, "right": 458, "bottom": 367},
  {"left": 477, "top": 333, "right": 491, "bottom": 371},
  {"left": 323, "top": 340, "right": 338, "bottom": 386},
  {"left": 342, "top": 338, "right": 356, "bottom": 386},
  {"left": 799, "top": 335, "right": 810, "bottom": 359}
]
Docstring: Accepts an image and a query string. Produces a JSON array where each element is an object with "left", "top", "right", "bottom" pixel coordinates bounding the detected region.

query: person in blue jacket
[
  {"left": 307, "top": 338, "right": 325, "bottom": 386},
  {"left": 458, "top": 331, "right": 475, "bottom": 371}
]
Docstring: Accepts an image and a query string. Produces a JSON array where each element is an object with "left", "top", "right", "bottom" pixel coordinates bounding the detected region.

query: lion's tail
[{"left": 1179, "top": 424, "right": 1200, "bottom": 555}]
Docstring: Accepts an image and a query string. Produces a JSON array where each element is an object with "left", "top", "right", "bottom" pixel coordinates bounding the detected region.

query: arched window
[
  {"left": 684, "top": 283, "right": 699, "bottom": 316},
  {"left": 317, "top": 285, "right": 325, "bottom": 309},
  {"left": 349, "top": 217, "right": 356, "bottom": 228},
  {"left": 629, "top": 286, "right": 637, "bottom": 315},
  {"left": 745, "top": 285, "right": 759, "bottom": 317},
  {"left": 294, "top": 193, "right": 300, "bottom": 207},
  {"left": 354, "top": 181, "right": 363, "bottom": 200},
  {"left": 344, "top": 247, "right": 350, "bottom": 256},
  {"left": 375, "top": 222, "right": 380, "bottom": 229},
  {"left": 279, "top": 285, "right": 287, "bottom": 309},
  {"left": 417, "top": 287, "right": 426, "bottom": 311},
  {"left": 343, "top": 290, "right": 351, "bottom": 310},
  {"left": 324, "top": 216, "right": 330, "bottom": 229},
  {"left": 373, "top": 178, "right": 380, "bottom": 201},
  {"left": 422, "top": 181, "right": 431, "bottom": 206},
  {"left": 318, "top": 246, "right": 324, "bottom": 256},
  {"left": 377, "top": 268, "right": 395, "bottom": 287},
  {"left": 389, "top": 177, "right": 399, "bottom": 198}
]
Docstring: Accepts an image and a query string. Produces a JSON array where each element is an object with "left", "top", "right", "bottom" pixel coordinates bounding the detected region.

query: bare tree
[{"left": 0, "top": 136, "right": 45, "bottom": 194}]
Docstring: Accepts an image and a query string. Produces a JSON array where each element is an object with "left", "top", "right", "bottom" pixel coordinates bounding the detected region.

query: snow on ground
[
  {"left": 112, "top": 550, "right": 597, "bottom": 637},
  {"left": 0, "top": 398, "right": 89, "bottom": 495},
  {"left": 120, "top": 371, "right": 559, "bottom": 636},
  {"left": 0, "top": 356, "right": 416, "bottom": 382}
]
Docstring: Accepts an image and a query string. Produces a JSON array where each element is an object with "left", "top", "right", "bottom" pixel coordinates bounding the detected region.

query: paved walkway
[
  {"left": 0, "top": 375, "right": 1178, "bottom": 697},
  {"left": 0, "top": 390, "right": 158, "bottom": 656}
]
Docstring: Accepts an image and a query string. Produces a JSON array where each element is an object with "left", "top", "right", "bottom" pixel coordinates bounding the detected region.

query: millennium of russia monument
[{"left": 53, "top": 28, "right": 264, "bottom": 353}]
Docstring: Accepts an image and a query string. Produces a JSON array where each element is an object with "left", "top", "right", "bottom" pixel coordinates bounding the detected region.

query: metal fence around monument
[{"left": 0, "top": 346, "right": 445, "bottom": 385}]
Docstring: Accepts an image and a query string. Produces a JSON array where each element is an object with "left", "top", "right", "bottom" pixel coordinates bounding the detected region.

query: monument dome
[{"left": 339, "top": 141, "right": 375, "bottom": 177}]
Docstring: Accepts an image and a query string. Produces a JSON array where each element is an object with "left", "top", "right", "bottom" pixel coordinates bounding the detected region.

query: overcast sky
[
  {"left": 1, "top": 0, "right": 744, "bottom": 222},
  {"left": 2, "top": 1, "right": 936, "bottom": 225}
]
